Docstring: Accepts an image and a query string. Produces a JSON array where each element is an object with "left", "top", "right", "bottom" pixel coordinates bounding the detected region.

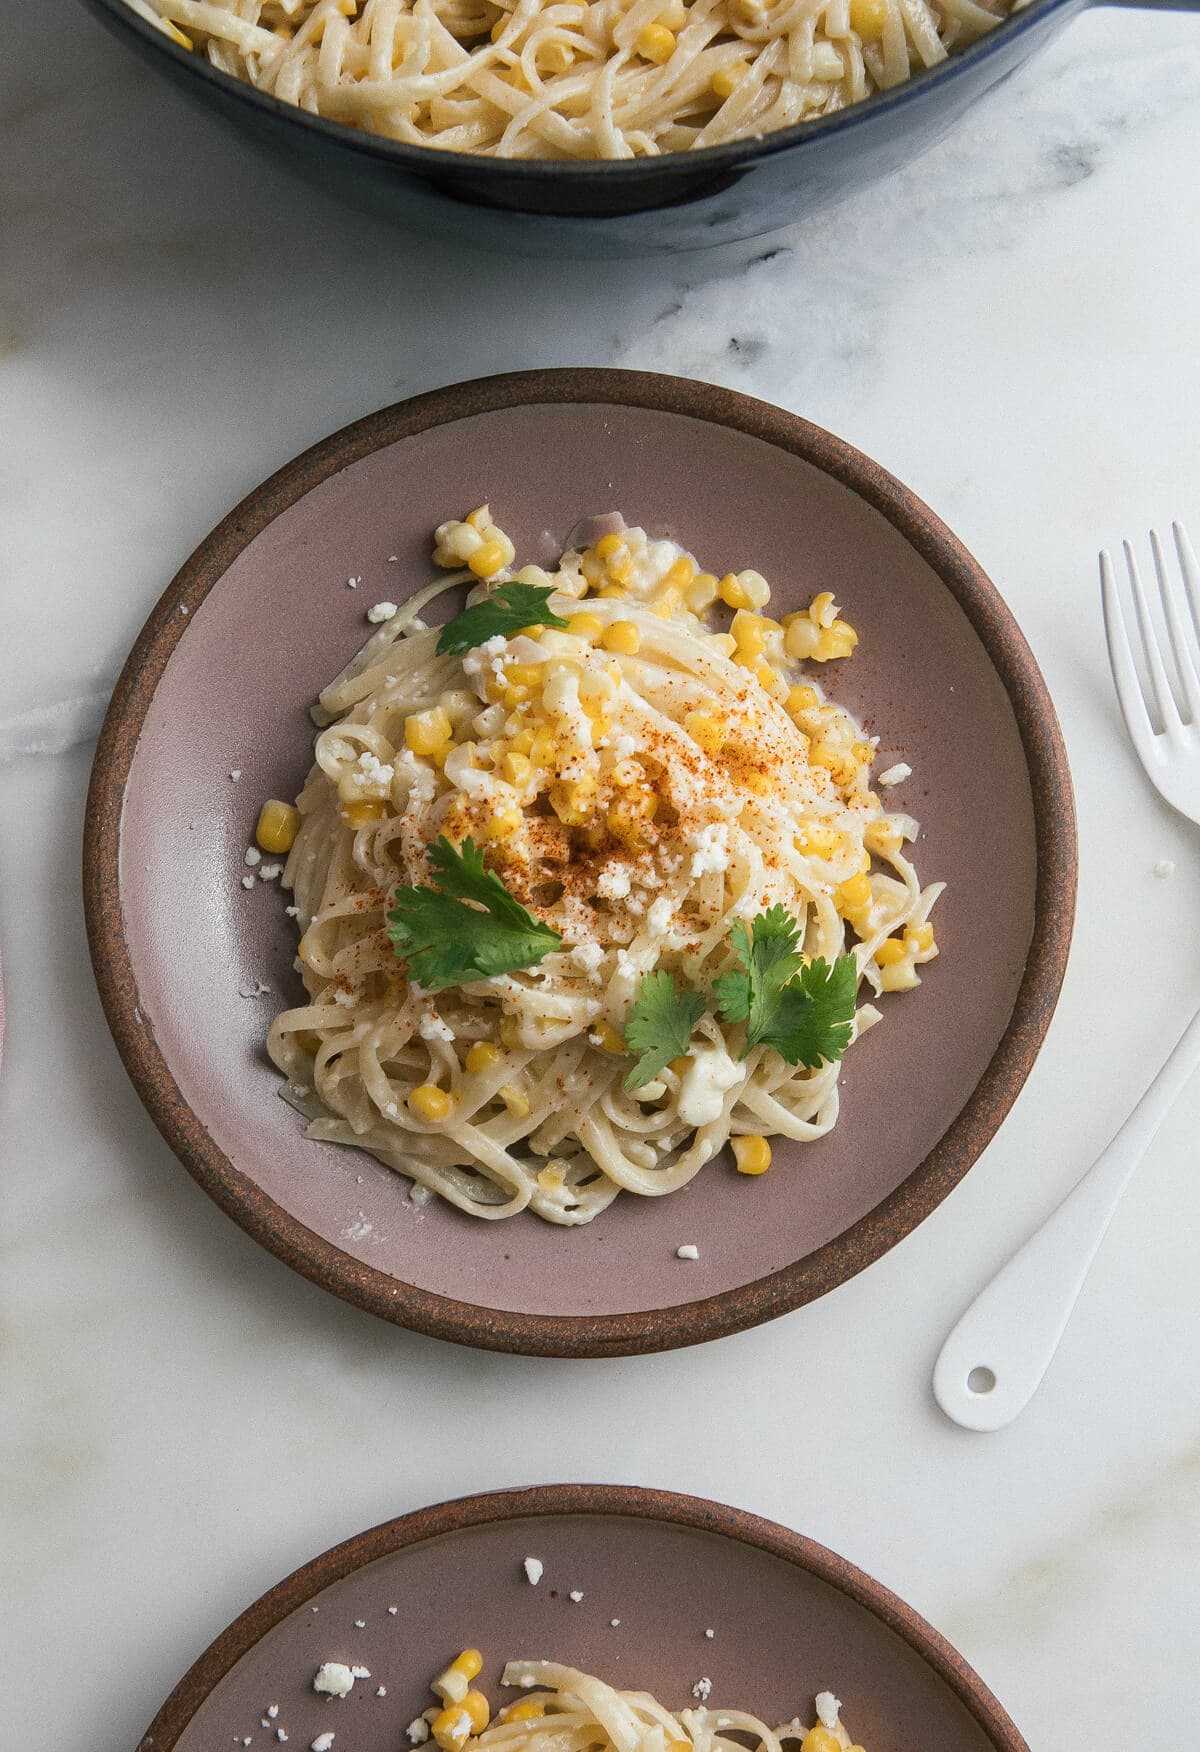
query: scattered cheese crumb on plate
[
  {"left": 368, "top": 601, "right": 398, "bottom": 623},
  {"left": 523, "top": 1557, "right": 544, "bottom": 1585},
  {"left": 313, "top": 1663, "right": 356, "bottom": 1698},
  {"left": 676, "top": 1244, "right": 699, "bottom": 1260},
  {"left": 878, "top": 762, "right": 912, "bottom": 787}
]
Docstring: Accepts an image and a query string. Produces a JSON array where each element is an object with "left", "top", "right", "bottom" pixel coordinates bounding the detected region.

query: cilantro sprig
[
  {"left": 436, "top": 581, "right": 570, "bottom": 655},
  {"left": 623, "top": 971, "right": 706, "bottom": 1092},
  {"left": 387, "top": 837, "right": 562, "bottom": 992},
  {"left": 714, "top": 905, "right": 857, "bottom": 1068}
]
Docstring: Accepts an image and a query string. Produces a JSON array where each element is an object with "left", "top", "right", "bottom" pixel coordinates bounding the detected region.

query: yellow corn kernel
[
  {"left": 709, "top": 632, "right": 737, "bottom": 657},
  {"left": 589, "top": 716, "right": 613, "bottom": 747},
  {"left": 538, "top": 38, "right": 574, "bottom": 71},
  {"left": 506, "top": 662, "right": 543, "bottom": 690},
  {"left": 593, "top": 533, "right": 625, "bottom": 559},
  {"left": 567, "top": 612, "right": 604, "bottom": 641},
  {"left": 637, "top": 20, "right": 675, "bottom": 59},
  {"left": 461, "top": 1693, "right": 490, "bottom": 1733},
  {"left": 731, "top": 609, "right": 767, "bottom": 655},
  {"left": 505, "top": 1702, "right": 546, "bottom": 1724},
  {"left": 343, "top": 799, "right": 386, "bottom": 829},
  {"left": 500, "top": 1015, "right": 523, "bottom": 1050},
  {"left": 597, "top": 583, "right": 626, "bottom": 599},
  {"left": 508, "top": 728, "right": 535, "bottom": 756},
  {"left": 594, "top": 1021, "right": 626, "bottom": 1054},
  {"left": 650, "top": 598, "right": 674, "bottom": 619},
  {"left": 485, "top": 807, "right": 523, "bottom": 841},
  {"left": 550, "top": 774, "right": 598, "bottom": 825},
  {"left": 711, "top": 57, "right": 750, "bottom": 98},
  {"left": 664, "top": 554, "right": 697, "bottom": 590},
  {"left": 409, "top": 1084, "right": 453, "bottom": 1123},
  {"left": 467, "top": 540, "right": 507, "bottom": 579},
  {"left": 491, "top": 13, "right": 508, "bottom": 37},
  {"left": 530, "top": 724, "right": 558, "bottom": 766},
  {"left": 744, "top": 770, "right": 772, "bottom": 796},
  {"left": 815, "top": 619, "right": 858, "bottom": 661},
  {"left": 906, "top": 922, "right": 936, "bottom": 953},
  {"left": 607, "top": 793, "right": 657, "bottom": 847},
  {"left": 498, "top": 1083, "right": 531, "bottom": 1119},
  {"left": 795, "top": 823, "right": 841, "bottom": 858},
  {"left": 406, "top": 707, "right": 453, "bottom": 755},
  {"left": 732, "top": 1135, "right": 772, "bottom": 1176},
  {"left": 801, "top": 1732, "right": 842, "bottom": 1752},
  {"left": 810, "top": 742, "right": 856, "bottom": 787},
  {"left": 754, "top": 658, "right": 787, "bottom": 699},
  {"left": 784, "top": 617, "right": 820, "bottom": 660},
  {"left": 466, "top": 1041, "right": 501, "bottom": 1074},
  {"left": 810, "top": 590, "right": 836, "bottom": 625},
  {"left": 849, "top": 0, "right": 888, "bottom": 33},
  {"left": 256, "top": 799, "right": 301, "bottom": 854},
  {"left": 879, "top": 960, "right": 919, "bottom": 993},
  {"left": 786, "top": 683, "right": 820, "bottom": 717},
  {"left": 729, "top": 568, "right": 771, "bottom": 608},
  {"left": 718, "top": 572, "right": 751, "bottom": 610},
  {"left": 465, "top": 506, "right": 491, "bottom": 532},
  {"left": 658, "top": 0, "right": 687, "bottom": 22},
  {"left": 684, "top": 710, "right": 728, "bottom": 755},
  {"left": 501, "top": 751, "right": 532, "bottom": 786},
  {"left": 603, "top": 620, "right": 641, "bottom": 655},
  {"left": 685, "top": 571, "right": 719, "bottom": 612},
  {"left": 432, "top": 1709, "right": 473, "bottom": 1752},
  {"left": 874, "top": 936, "right": 907, "bottom": 966},
  {"left": 449, "top": 1651, "right": 484, "bottom": 1681},
  {"left": 837, "top": 871, "right": 872, "bottom": 914},
  {"left": 865, "top": 819, "right": 903, "bottom": 855}
]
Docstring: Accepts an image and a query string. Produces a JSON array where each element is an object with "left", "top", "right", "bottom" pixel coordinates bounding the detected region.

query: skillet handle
[{"left": 1090, "top": 0, "right": 1200, "bottom": 9}]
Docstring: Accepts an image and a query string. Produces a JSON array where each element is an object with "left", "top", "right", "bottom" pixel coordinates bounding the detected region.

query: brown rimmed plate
[
  {"left": 84, "top": 369, "right": 1075, "bottom": 1357},
  {"left": 139, "top": 1485, "right": 1028, "bottom": 1752}
]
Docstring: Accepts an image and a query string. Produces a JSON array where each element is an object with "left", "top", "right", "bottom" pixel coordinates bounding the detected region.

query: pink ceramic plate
[
  {"left": 85, "top": 370, "right": 1075, "bottom": 1356},
  {"left": 139, "top": 1486, "right": 1028, "bottom": 1752}
]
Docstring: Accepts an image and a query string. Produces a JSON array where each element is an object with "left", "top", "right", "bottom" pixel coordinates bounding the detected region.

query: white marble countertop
[{"left": 3, "top": 2, "right": 1200, "bottom": 1747}]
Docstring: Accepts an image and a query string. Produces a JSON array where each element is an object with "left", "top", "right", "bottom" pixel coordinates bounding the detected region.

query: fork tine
[
  {"left": 1173, "top": 521, "right": 1200, "bottom": 649},
  {"left": 1102, "top": 548, "right": 1159, "bottom": 764},
  {"left": 1152, "top": 527, "right": 1200, "bottom": 725},
  {"left": 1124, "top": 538, "right": 1181, "bottom": 731}
]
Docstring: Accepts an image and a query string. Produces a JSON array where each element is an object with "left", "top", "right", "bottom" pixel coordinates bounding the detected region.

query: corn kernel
[
  {"left": 837, "top": 872, "right": 872, "bottom": 914},
  {"left": 594, "top": 1021, "right": 625, "bottom": 1054},
  {"left": 906, "top": 922, "right": 936, "bottom": 953},
  {"left": 603, "top": 620, "right": 641, "bottom": 655},
  {"left": 343, "top": 799, "right": 386, "bottom": 829},
  {"left": 505, "top": 1702, "right": 545, "bottom": 1724},
  {"left": 731, "top": 609, "right": 767, "bottom": 655},
  {"left": 607, "top": 793, "right": 657, "bottom": 846},
  {"left": 851, "top": 741, "right": 873, "bottom": 766},
  {"left": 550, "top": 774, "right": 598, "bottom": 825},
  {"left": 461, "top": 1693, "right": 490, "bottom": 1733},
  {"left": 850, "top": 0, "right": 888, "bottom": 34},
  {"left": 711, "top": 57, "right": 750, "bottom": 98},
  {"left": 506, "top": 662, "right": 543, "bottom": 690},
  {"left": 567, "top": 612, "right": 604, "bottom": 641},
  {"left": 256, "top": 798, "right": 301, "bottom": 854},
  {"left": 537, "top": 38, "right": 573, "bottom": 71},
  {"left": 658, "top": 0, "right": 687, "bottom": 22},
  {"left": 597, "top": 583, "right": 626, "bottom": 598},
  {"left": 718, "top": 572, "right": 751, "bottom": 610},
  {"left": 498, "top": 1083, "right": 531, "bottom": 1119},
  {"left": 637, "top": 20, "right": 675, "bottom": 59},
  {"left": 485, "top": 807, "right": 523, "bottom": 841},
  {"left": 588, "top": 533, "right": 620, "bottom": 559},
  {"left": 744, "top": 770, "right": 772, "bottom": 796},
  {"left": 865, "top": 819, "right": 903, "bottom": 855},
  {"left": 815, "top": 619, "right": 858, "bottom": 661},
  {"left": 500, "top": 1015, "right": 523, "bottom": 1049},
  {"left": 684, "top": 710, "right": 728, "bottom": 755},
  {"left": 664, "top": 554, "right": 697, "bottom": 589},
  {"left": 786, "top": 684, "right": 820, "bottom": 717},
  {"left": 449, "top": 1651, "right": 484, "bottom": 1681},
  {"left": 801, "top": 1732, "right": 842, "bottom": 1752},
  {"left": 409, "top": 1084, "right": 453, "bottom": 1123},
  {"left": 685, "top": 571, "right": 719, "bottom": 612},
  {"left": 467, "top": 540, "right": 507, "bottom": 579},
  {"left": 465, "top": 506, "right": 491, "bottom": 532},
  {"left": 432, "top": 1709, "right": 473, "bottom": 1752},
  {"left": 466, "top": 1041, "right": 501, "bottom": 1074},
  {"left": 709, "top": 632, "right": 738, "bottom": 657},
  {"left": 406, "top": 708, "right": 453, "bottom": 756},
  {"left": 754, "top": 658, "right": 786, "bottom": 699},
  {"left": 879, "top": 960, "right": 919, "bottom": 992},
  {"left": 795, "top": 823, "right": 841, "bottom": 858},
  {"left": 874, "top": 937, "right": 907, "bottom": 966},
  {"left": 501, "top": 751, "right": 532, "bottom": 786},
  {"left": 732, "top": 1135, "right": 772, "bottom": 1176},
  {"left": 810, "top": 590, "right": 836, "bottom": 626},
  {"left": 650, "top": 598, "right": 674, "bottom": 619},
  {"left": 784, "top": 617, "right": 820, "bottom": 660},
  {"left": 606, "top": 553, "right": 635, "bottom": 585}
]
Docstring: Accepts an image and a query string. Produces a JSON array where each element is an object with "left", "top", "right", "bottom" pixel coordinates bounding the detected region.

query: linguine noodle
[
  {"left": 265, "top": 508, "right": 943, "bottom": 1226},
  {"left": 126, "top": 0, "right": 1017, "bottom": 159}
]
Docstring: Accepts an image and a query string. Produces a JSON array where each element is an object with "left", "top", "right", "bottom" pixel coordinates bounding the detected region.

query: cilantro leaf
[
  {"left": 387, "top": 836, "right": 562, "bottom": 992},
  {"left": 623, "top": 971, "right": 706, "bottom": 1092},
  {"left": 436, "top": 582, "right": 570, "bottom": 655},
  {"left": 715, "top": 908, "right": 857, "bottom": 1068}
]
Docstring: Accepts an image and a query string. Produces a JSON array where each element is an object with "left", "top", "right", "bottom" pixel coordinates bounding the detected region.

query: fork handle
[{"left": 933, "top": 1001, "right": 1200, "bottom": 1431}]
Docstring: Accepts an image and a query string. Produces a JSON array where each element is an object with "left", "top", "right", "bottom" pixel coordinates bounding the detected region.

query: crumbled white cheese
[
  {"left": 238, "top": 980, "right": 270, "bottom": 999},
  {"left": 313, "top": 1664, "right": 355, "bottom": 1698},
  {"left": 353, "top": 1620, "right": 366, "bottom": 1629},
  {"left": 230, "top": 769, "right": 241, "bottom": 781},
  {"left": 350, "top": 1666, "right": 371, "bottom": 1679},
  {"left": 285, "top": 905, "right": 299, "bottom": 918},
  {"left": 676, "top": 1244, "right": 700, "bottom": 1261},
  {"left": 1154, "top": 859, "right": 1176, "bottom": 878},
  {"left": 352, "top": 750, "right": 394, "bottom": 797},
  {"left": 259, "top": 863, "right": 282, "bottom": 882},
  {"left": 368, "top": 600, "right": 398, "bottom": 623},
  {"left": 347, "top": 576, "right": 360, "bottom": 589},
  {"left": 646, "top": 896, "right": 673, "bottom": 935},
  {"left": 569, "top": 1590, "right": 584, "bottom": 1603},
  {"left": 570, "top": 941, "right": 605, "bottom": 981},
  {"left": 704, "top": 1628, "right": 714, "bottom": 1638},
  {"left": 692, "top": 1678, "right": 712, "bottom": 1702},
  {"left": 387, "top": 1605, "right": 398, "bottom": 1614},
  {"left": 523, "top": 1556, "right": 544, "bottom": 1586},
  {"left": 179, "top": 604, "right": 189, "bottom": 615},
  {"left": 268, "top": 1707, "right": 279, "bottom": 1720},
  {"left": 333, "top": 989, "right": 356, "bottom": 1007},
  {"left": 244, "top": 846, "right": 262, "bottom": 867},
  {"left": 814, "top": 1692, "right": 841, "bottom": 1731},
  {"left": 407, "top": 1720, "right": 430, "bottom": 1745},
  {"left": 877, "top": 762, "right": 912, "bottom": 787},
  {"left": 612, "top": 734, "right": 636, "bottom": 761},
  {"left": 677, "top": 1042, "right": 741, "bottom": 1127},
  {"left": 610, "top": 1619, "right": 620, "bottom": 1628},
  {"left": 596, "top": 864, "right": 632, "bottom": 901},
  {"left": 418, "top": 1011, "right": 456, "bottom": 1043},
  {"left": 276, "top": 1732, "right": 288, "bottom": 1744},
  {"left": 409, "top": 1182, "right": 434, "bottom": 1206},
  {"left": 377, "top": 1688, "right": 388, "bottom": 1698},
  {"left": 242, "top": 875, "right": 255, "bottom": 890},
  {"left": 312, "top": 1735, "right": 336, "bottom": 1752},
  {"left": 689, "top": 823, "right": 730, "bottom": 878}
]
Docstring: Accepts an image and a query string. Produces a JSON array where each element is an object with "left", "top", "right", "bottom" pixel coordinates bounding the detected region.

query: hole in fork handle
[{"left": 967, "top": 1365, "right": 997, "bottom": 1395}]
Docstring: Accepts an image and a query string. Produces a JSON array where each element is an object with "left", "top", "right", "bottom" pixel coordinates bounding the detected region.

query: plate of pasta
[
  {"left": 133, "top": 1485, "right": 1030, "bottom": 1752},
  {"left": 85, "top": 369, "right": 1075, "bottom": 1354}
]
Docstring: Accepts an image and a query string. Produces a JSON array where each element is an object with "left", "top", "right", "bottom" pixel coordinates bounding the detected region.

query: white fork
[{"left": 933, "top": 523, "right": 1200, "bottom": 1431}]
